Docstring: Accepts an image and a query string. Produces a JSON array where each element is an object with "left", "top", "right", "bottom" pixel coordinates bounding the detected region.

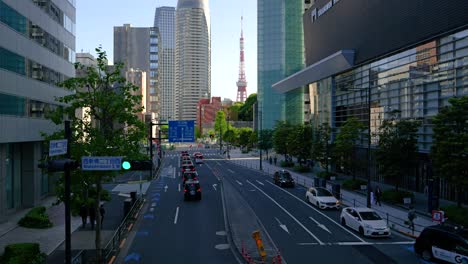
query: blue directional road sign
[
  {"left": 49, "top": 139, "right": 68, "bottom": 157},
  {"left": 81, "top": 156, "right": 122, "bottom": 171},
  {"left": 168, "top": 120, "right": 195, "bottom": 143}
]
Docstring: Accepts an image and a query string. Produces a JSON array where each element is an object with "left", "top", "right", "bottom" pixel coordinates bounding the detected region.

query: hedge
[
  {"left": 342, "top": 179, "right": 367, "bottom": 190},
  {"left": 1, "top": 243, "right": 46, "bottom": 264},
  {"left": 316, "top": 171, "right": 337, "bottom": 180},
  {"left": 18, "top": 206, "right": 52, "bottom": 229},
  {"left": 280, "top": 161, "right": 294, "bottom": 167},
  {"left": 441, "top": 205, "right": 468, "bottom": 227},
  {"left": 381, "top": 189, "right": 414, "bottom": 204},
  {"left": 293, "top": 165, "right": 311, "bottom": 173}
]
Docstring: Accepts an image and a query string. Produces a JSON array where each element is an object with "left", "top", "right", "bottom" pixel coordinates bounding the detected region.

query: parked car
[
  {"left": 273, "top": 170, "right": 295, "bottom": 187},
  {"left": 414, "top": 224, "right": 468, "bottom": 262},
  {"left": 184, "top": 180, "right": 202, "bottom": 201},
  {"left": 340, "top": 207, "right": 391, "bottom": 237},
  {"left": 305, "top": 187, "right": 340, "bottom": 209}
]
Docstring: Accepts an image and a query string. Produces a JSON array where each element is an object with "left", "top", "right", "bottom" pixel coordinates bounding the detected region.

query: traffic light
[
  {"left": 121, "top": 160, "right": 152, "bottom": 171},
  {"left": 38, "top": 159, "right": 80, "bottom": 172}
]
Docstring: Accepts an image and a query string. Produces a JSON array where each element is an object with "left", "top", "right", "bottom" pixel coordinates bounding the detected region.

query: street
[{"left": 123, "top": 149, "right": 430, "bottom": 264}]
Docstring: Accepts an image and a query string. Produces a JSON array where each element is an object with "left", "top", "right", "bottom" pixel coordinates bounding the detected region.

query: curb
[{"left": 393, "top": 228, "right": 419, "bottom": 239}]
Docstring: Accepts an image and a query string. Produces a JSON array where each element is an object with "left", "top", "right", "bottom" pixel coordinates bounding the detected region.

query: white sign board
[
  {"left": 81, "top": 156, "right": 122, "bottom": 171},
  {"left": 49, "top": 139, "right": 68, "bottom": 156}
]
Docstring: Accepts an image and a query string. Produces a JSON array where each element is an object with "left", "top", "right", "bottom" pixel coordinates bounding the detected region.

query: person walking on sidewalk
[
  {"left": 79, "top": 203, "right": 88, "bottom": 228},
  {"left": 100, "top": 204, "right": 106, "bottom": 227},
  {"left": 375, "top": 186, "right": 382, "bottom": 206},
  {"left": 89, "top": 204, "right": 96, "bottom": 230},
  {"left": 407, "top": 205, "right": 417, "bottom": 234}
]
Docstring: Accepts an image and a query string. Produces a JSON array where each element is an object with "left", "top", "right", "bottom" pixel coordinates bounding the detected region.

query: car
[
  {"left": 340, "top": 207, "right": 391, "bottom": 237},
  {"left": 193, "top": 152, "right": 202, "bottom": 158},
  {"left": 414, "top": 225, "right": 468, "bottom": 262},
  {"left": 180, "top": 164, "right": 196, "bottom": 175},
  {"left": 273, "top": 170, "right": 295, "bottom": 187},
  {"left": 182, "top": 171, "right": 198, "bottom": 184},
  {"left": 305, "top": 187, "right": 340, "bottom": 209},
  {"left": 195, "top": 157, "right": 203, "bottom": 164},
  {"left": 184, "top": 180, "right": 202, "bottom": 201},
  {"left": 181, "top": 155, "right": 191, "bottom": 162},
  {"left": 181, "top": 160, "right": 193, "bottom": 167}
]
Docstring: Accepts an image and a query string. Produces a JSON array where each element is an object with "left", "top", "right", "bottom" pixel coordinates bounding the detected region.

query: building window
[
  {"left": 0, "top": 0, "right": 27, "bottom": 34},
  {"left": 150, "top": 46, "right": 158, "bottom": 53}
]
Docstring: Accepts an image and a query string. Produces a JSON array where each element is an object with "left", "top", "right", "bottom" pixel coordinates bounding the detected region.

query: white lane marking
[
  {"left": 150, "top": 207, "right": 154, "bottom": 212},
  {"left": 335, "top": 242, "right": 371, "bottom": 246},
  {"left": 236, "top": 180, "right": 243, "bottom": 186},
  {"left": 309, "top": 216, "right": 332, "bottom": 234},
  {"left": 275, "top": 217, "right": 290, "bottom": 234},
  {"left": 213, "top": 184, "right": 218, "bottom": 191},
  {"left": 265, "top": 181, "right": 367, "bottom": 243},
  {"left": 374, "top": 241, "right": 415, "bottom": 245},
  {"left": 164, "top": 185, "right": 168, "bottom": 192},
  {"left": 297, "top": 243, "right": 319, "bottom": 246},
  {"left": 174, "top": 207, "right": 179, "bottom": 224},
  {"left": 228, "top": 169, "right": 235, "bottom": 174},
  {"left": 247, "top": 180, "right": 324, "bottom": 245},
  {"left": 256, "top": 180, "right": 265, "bottom": 186},
  {"left": 178, "top": 184, "right": 181, "bottom": 192},
  {"left": 173, "top": 167, "right": 176, "bottom": 178}
]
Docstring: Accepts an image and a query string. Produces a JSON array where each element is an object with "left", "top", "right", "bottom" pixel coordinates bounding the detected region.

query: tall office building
[
  {"left": 258, "top": 0, "right": 305, "bottom": 129},
  {"left": 175, "top": 0, "right": 211, "bottom": 121},
  {"left": 0, "top": 0, "right": 76, "bottom": 220},
  {"left": 114, "top": 24, "right": 160, "bottom": 118},
  {"left": 154, "top": 6, "right": 176, "bottom": 121}
]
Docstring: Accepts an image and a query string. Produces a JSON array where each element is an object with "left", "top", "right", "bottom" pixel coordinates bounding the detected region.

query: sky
[{"left": 76, "top": 0, "right": 257, "bottom": 101}]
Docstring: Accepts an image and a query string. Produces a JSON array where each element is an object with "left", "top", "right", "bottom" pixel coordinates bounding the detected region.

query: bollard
[
  {"left": 353, "top": 199, "right": 356, "bottom": 207},
  {"left": 386, "top": 213, "right": 389, "bottom": 226}
]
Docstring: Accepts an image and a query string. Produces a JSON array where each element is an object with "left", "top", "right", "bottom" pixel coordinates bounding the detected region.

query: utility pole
[
  {"left": 64, "top": 120, "right": 72, "bottom": 264},
  {"left": 366, "top": 85, "right": 372, "bottom": 208}
]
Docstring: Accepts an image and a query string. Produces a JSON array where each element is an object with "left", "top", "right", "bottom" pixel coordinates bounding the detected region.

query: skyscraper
[
  {"left": 0, "top": 0, "right": 76, "bottom": 219},
  {"left": 175, "top": 0, "right": 211, "bottom": 121},
  {"left": 154, "top": 6, "right": 176, "bottom": 121},
  {"left": 257, "top": 0, "right": 305, "bottom": 129},
  {"left": 114, "top": 24, "right": 160, "bottom": 118}
]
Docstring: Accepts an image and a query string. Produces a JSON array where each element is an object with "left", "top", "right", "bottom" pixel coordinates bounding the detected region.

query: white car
[
  {"left": 305, "top": 187, "right": 340, "bottom": 209},
  {"left": 340, "top": 207, "right": 391, "bottom": 237}
]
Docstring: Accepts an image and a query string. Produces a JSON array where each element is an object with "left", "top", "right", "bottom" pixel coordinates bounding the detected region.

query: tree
[
  {"left": 334, "top": 118, "right": 365, "bottom": 179},
  {"left": 273, "top": 121, "right": 293, "bottom": 159},
  {"left": 376, "top": 112, "right": 420, "bottom": 192},
  {"left": 238, "top": 127, "right": 254, "bottom": 149},
  {"left": 214, "top": 110, "right": 227, "bottom": 140},
  {"left": 288, "top": 124, "right": 313, "bottom": 166},
  {"left": 238, "top": 93, "right": 257, "bottom": 121},
  {"left": 311, "top": 124, "right": 332, "bottom": 172},
  {"left": 258, "top": 129, "right": 274, "bottom": 159},
  {"left": 44, "top": 47, "right": 147, "bottom": 262},
  {"left": 431, "top": 96, "right": 468, "bottom": 207}
]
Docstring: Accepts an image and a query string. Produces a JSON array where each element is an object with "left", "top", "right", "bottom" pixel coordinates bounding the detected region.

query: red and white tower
[{"left": 236, "top": 16, "right": 247, "bottom": 102}]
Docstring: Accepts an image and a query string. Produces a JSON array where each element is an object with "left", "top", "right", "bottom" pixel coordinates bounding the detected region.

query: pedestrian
[
  {"left": 79, "top": 203, "right": 88, "bottom": 228},
  {"left": 407, "top": 205, "right": 417, "bottom": 233},
  {"left": 375, "top": 186, "right": 382, "bottom": 206},
  {"left": 99, "top": 204, "right": 106, "bottom": 227},
  {"left": 370, "top": 190, "right": 375, "bottom": 205},
  {"left": 89, "top": 204, "right": 96, "bottom": 230},
  {"left": 269, "top": 156, "right": 273, "bottom": 164},
  {"left": 274, "top": 156, "right": 277, "bottom": 166}
]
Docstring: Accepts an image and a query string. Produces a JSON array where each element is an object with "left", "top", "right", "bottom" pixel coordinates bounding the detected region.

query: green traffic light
[{"left": 122, "top": 161, "right": 131, "bottom": 170}]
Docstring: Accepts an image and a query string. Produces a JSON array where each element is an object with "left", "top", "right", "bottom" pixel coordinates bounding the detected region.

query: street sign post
[
  {"left": 49, "top": 139, "right": 68, "bottom": 156},
  {"left": 168, "top": 120, "right": 195, "bottom": 142},
  {"left": 81, "top": 156, "right": 122, "bottom": 171}
]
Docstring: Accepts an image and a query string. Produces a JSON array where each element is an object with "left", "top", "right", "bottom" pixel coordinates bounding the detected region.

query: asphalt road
[
  {"left": 206, "top": 156, "right": 430, "bottom": 264},
  {"left": 123, "top": 149, "right": 237, "bottom": 264}
]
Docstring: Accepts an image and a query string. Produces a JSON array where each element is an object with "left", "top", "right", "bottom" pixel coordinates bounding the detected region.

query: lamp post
[
  {"left": 227, "top": 112, "right": 230, "bottom": 159},
  {"left": 259, "top": 109, "right": 263, "bottom": 171}
]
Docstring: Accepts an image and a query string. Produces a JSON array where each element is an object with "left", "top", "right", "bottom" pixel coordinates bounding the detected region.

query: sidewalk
[{"left": 227, "top": 149, "right": 439, "bottom": 238}]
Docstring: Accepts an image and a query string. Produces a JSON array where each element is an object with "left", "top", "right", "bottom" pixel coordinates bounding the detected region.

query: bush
[
  {"left": 441, "top": 205, "right": 468, "bottom": 227},
  {"left": 316, "top": 171, "right": 336, "bottom": 180},
  {"left": 18, "top": 206, "right": 52, "bottom": 229},
  {"left": 2, "top": 243, "right": 46, "bottom": 264},
  {"left": 381, "top": 189, "right": 414, "bottom": 204},
  {"left": 342, "top": 179, "right": 367, "bottom": 190},
  {"left": 280, "top": 161, "right": 294, "bottom": 167},
  {"left": 293, "top": 165, "right": 311, "bottom": 173}
]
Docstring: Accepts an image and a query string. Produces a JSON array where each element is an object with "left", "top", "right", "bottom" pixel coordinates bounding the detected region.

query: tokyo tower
[{"left": 236, "top": 16, "right": 247, "bottom": 102}]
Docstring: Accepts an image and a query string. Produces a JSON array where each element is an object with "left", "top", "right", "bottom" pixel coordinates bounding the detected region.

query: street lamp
[{"left": 259, "top": 109, "right": 263, "bottom": 171}]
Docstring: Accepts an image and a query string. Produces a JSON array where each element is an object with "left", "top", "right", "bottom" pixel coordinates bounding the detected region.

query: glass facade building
[
  {"left": 258, "top": 0, "right": 305, "bottom": 129},
  {"left": 0, "top": 0, "right": 75, "bottom": 220},
  {"left": 154, "top": 6, "right": 176, "bottom": 121}
]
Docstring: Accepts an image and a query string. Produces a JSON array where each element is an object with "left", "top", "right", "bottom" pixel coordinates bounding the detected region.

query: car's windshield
[
  {"left": 316, "top": 188, "right": 333, "bottom": 197},
  {"left": 359, "top": 211, "right": 382, "bottom": 221},
  {"left": 280, "top": 172, "right": 292, "bottom": 179}
]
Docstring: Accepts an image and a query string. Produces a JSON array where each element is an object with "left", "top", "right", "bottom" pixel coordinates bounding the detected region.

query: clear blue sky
[{"left": 76, "top": 0, "right": 257, "bottom": 101}]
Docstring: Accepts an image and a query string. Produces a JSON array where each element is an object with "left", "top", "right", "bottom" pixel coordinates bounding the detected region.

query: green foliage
[
  {"left": 214, "top": 111, "right": 227, "bottom": 137},
  {"left": 381, "top": 189, "right": 414, "bottom": 204},
  {"left": 273, "top": 121, "right": 293, "bottom": 156},
  {"left": 316, "top": 171, "right": 336, "bottom": 180},
  {"left": 258, "top": 129, "right": 274, "bottom": 153},
  {"left": 334, "top": 118, "right": 365, "bottom": 178},
  {"left": 18, "top": 207, "right": 52, "bottom": 229},
  {"left": 431, "top": 96, "right": 468, "bottom": 207},
  {"left": 238, "top": 93, "right": 256, "bottom": 121},
  {"left": 441, "top": 205, "right": 468, "bottom": 226},
  {"left": 288, "top": 124, "right": 313, "bottom": 165},
  {"left": 280, "top": 160, "right": 295, "bottom": 167},
  {"left": 376, "top": 113, "right": 420, "bottom": 191},
  {"left": 311, "top": 124, "right": 332, "bottom": 169},
  {"left": 2, "top": 243, "right": 46, "bottom": 264},
  {"left": 293, "top": 165, "right": 311, "bottom": 173},
  {"left": 342, "top": 178, "right": 367, "bottom": 190},
  {"left": 238, "top": 127, "right": 254, "bottom": 149},
  {"left": 195, "top": 126, "right": 201, "bottom": 139}
]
